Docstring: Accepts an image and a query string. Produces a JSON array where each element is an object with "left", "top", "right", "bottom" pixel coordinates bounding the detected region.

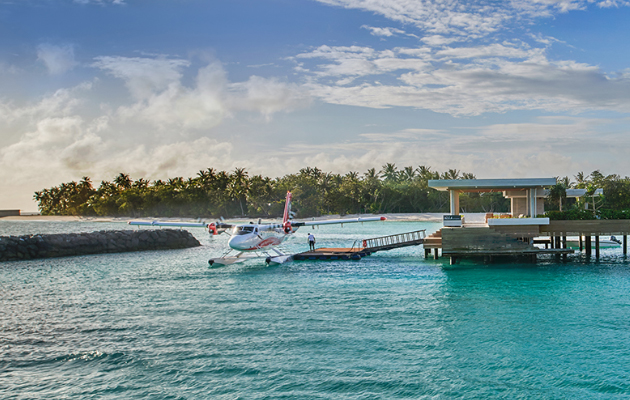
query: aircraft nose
[{"left": 228, "top": 235, "right": 248, "bottom": 250}]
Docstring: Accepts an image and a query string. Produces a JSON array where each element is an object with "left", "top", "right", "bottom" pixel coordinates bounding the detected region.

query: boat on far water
[{"left": 565, "top": 236, "right": 622, "bottom": 249}]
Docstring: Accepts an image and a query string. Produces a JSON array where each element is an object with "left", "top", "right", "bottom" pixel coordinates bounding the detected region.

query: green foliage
[
  {"left": 545, "top": 210, "right": 597, "bottom": 220},
  {"left": 33, "top": 164, "right": 480, "bottom": 217},
  {"left": 598, "top": 209, "right": 630, "bottom": 220},
  {"left": 546, "top": 182, "right": 567, "bottom": 211},
  {"left": 35, "top": 167, "right": 630, "bottom": 219},
  {"left": 546, "top": 209, "right": 630, "bottom": 220}
]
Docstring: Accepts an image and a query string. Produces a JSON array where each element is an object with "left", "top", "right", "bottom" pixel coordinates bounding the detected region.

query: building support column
[
  {"left": 579, "top": 235, "right": 583, "bottom": 252},
  {"left": 433, "top": 248, "right": 439, "bottom": 260},
  {"left": 595, "top": 236, "right": 600, "bottom": 258},
  {"left": 530, "top": 188, "right": 538, "bottom": 217},
  {"left": 449, "top": 190, "right": 460, "bottom": 216},
  {"left": 562, "top": 236, "right": 567, "bottom": 249},
  {"left": 624, "top": 235, "right": 627, "bottom": 256},
  {"left": 526, "top": 189, "right": 531, "bottom": 217},
  {"left": 585, "top": 236, "right": 592, "bottom": 255},
  {"left": 424, "top": 248, "right": 431, "bottom": 258}
]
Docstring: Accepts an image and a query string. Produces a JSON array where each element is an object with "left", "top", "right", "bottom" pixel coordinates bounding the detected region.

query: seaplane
[{"left": 128, "top": 191, "right": 386, "bottom": 266}]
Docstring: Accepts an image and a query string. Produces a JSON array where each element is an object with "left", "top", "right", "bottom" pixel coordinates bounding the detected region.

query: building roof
[
  {"left": 428, "top": 178, "right": 557, "bottom": 191},
  {"left": 565, "top": 188, "right": 603, "bottom": 198}
]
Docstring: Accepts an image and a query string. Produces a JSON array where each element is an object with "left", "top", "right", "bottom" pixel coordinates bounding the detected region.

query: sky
[{"left": 2, "top": 0, "right": 630, "bottom": 210}]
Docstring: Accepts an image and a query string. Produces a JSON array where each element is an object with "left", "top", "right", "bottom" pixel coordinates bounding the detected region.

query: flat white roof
[
  {"left": 565, "top": 188, "right": 603, "bottom": 198},
  {"left": 428, "top": 178, "right": 557, "bottom": 191}
]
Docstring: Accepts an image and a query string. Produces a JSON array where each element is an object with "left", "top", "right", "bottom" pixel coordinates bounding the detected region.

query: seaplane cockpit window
[{"left": 231, "top": 226, "right": 255, "bottom": 235}]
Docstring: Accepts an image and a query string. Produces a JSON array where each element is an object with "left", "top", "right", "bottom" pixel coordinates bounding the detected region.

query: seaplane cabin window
[{"left": 231, "top": 226, "right": 255, "bottom": 235}]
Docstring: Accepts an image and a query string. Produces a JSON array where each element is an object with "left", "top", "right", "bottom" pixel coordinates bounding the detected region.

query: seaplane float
[{"left": 129, "top": 191, "right": 386, "bottom": 266}]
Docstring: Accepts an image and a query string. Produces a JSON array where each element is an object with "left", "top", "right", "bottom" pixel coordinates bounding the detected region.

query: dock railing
[{"left": 352, "top": 229, "right": 426, "bottom": 251}]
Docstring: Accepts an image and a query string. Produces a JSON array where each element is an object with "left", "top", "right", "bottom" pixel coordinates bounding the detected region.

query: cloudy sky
[{"left": 2, "top": 0, "right": 630, "bottom": 210}]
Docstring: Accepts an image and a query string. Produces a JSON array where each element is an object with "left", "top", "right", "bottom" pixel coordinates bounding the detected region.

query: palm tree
[
  {"left": 299, "top": 167, "right": 323, "bottom": 181},
  {"left": 380, "top": 163, "right": 399, "bottom": 184},
  {"left": 167, "top": 177, "right": 184, "bottom": 188},
  {"left": 132, "top": 178, "right": 150, "bottom": 189},
  {"left": 196, "top": 168, "right": 217, "bottom": 189},
  {"left": 442, "top": 169, "right": 460, "bottom": 180},
  {"left": 228, "top": 168, "right": 250, "bottom": 216},
  {"left": 574, "top": 171, "right": 586, "bottom": 188},
  {"left": 363, "top": 168, "right": 379, "bottom": 180},
  {"left": 114, "top": 173, "right": 132, "bottom": 190},
  {"left": 547, "top": 182, "right": 567, "bottom": 211},
  {"left": 400, "top": 166, "right": 416, "bottom": 183},
  {"left": 559, "top": 176, "right": 572, "bottom": 188}
]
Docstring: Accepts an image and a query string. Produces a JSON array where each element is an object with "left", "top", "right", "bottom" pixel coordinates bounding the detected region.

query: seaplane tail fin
[{"left": 282, "top": 191, "right": 293, "bottom": 225}]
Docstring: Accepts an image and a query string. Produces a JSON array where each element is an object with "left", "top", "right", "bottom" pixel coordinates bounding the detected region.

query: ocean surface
[{"left": 2, "top": 219, "right": 630, "bottom": 399}]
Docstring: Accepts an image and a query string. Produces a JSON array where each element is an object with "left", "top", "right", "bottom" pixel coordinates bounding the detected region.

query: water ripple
[{"left": 2, "top": 221, "right": 630, "bottom": 398}]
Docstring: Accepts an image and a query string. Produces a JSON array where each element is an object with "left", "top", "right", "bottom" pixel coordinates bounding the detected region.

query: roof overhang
[
  {"left": 428, "top": 178, "right": 557, "bottom": 192},
  {"left": 566, "top": 188, "right": 603, "bottom": 198}
]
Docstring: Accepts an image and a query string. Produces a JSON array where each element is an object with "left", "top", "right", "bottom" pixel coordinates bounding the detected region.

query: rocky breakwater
[{"left": 0, "top": 229, "right": 201, "bottom": 261}]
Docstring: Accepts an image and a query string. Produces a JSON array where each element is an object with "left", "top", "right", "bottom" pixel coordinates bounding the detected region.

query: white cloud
[
  {"left": 2, "top": 79, "right": 629, "bottom": 211},
  {"left": 596, "top": 0, "right": 630, "bottom": 7},
  {"left": 0, "top": 56, "right": 312, "bottom": 208},
  {"left": 435, "top": 44, "right": 535, "bottom": 59},
  {"left": 93, "top": 56, "right": 190, "bottom": 99},
  {"left": 37, "top": 44, "right": 78, "bottom": 75},
  {"left": 229, "top": 75, "right": 311, "bottom": 120},
  {"left": 361, "top": 25, "right": 406, "bottom": 37},
  {"left": 267, "top": 116, "right": 628, "bottom": 182},
  {"left": 116, "top": 62, "right": 228, "bottom": 130},
  {"left": 294, "top": 43, "right": 630, "bottom": 116},
  {"left": 316, "top": 0, "right": 513, "bottom": 36},
  {"left": 0, "top": 83, "right": 90, "bottom": 125},
  {"left": 421, "top": 35, "right": 461, "bottom": 47},
  {"left": 0, "top": 108, "right": 235, "bottom": 208},
  {"left": 103, "top": 58, "right": 310, "bottom": 128},
  {"left": 317, "top": 0, "right": 630, "bottom": 38}
]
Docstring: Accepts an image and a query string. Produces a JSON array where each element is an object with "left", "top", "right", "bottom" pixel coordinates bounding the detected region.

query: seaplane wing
[
  {"left": 128, "top": 220, "right": 233, "bottom": 235},
  {"left": 291, "top": 216, "right": 386, "bottom": 227},
  {"left": 129, "top": 221, "right": 209, "bottom": 228}
]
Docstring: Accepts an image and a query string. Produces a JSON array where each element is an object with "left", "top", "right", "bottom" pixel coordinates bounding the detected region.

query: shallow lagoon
[{"left": 2, "top": 220, "right": 630, "bottom": 398}]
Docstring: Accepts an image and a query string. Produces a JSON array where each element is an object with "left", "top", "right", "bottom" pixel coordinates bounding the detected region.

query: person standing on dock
[{"left": 308, "top": 233, "right": 316, "bottom": 251}]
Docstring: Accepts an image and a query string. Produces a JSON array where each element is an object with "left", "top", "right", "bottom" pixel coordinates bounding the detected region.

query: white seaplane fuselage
[
  {"left": 226, "top": 216, "right": 386, "bottom": 251},
  {"left": 227, "top": 223, "right": 293, "bottom": 251}
]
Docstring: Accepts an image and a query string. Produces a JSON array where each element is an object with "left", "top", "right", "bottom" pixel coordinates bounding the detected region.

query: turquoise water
[{"left": 2, "top": 220, "right": 630, "bottom": 399}]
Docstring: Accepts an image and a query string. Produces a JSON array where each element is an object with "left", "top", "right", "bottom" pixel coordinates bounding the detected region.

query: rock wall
[{"left": 0, "top": 229, "right": 201, "bottom": 261}]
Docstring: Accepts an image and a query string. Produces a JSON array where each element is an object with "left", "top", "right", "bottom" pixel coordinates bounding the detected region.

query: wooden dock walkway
[
  {"left": 293, "top": 229, "right": 426, "bottom": 261},
  {"left": 293, "top": 248, "right": 369, "bottom": 261}
]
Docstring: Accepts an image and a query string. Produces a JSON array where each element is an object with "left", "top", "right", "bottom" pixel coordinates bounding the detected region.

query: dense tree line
[
  {"left": 34, "top": 167, "right": 630, "bottom": 219},
  {"left": 33, "top": 165, "right": 501, "bottom": 218},
  {"left": 545, "top": 171, "right": 630, "bottom": 219}
]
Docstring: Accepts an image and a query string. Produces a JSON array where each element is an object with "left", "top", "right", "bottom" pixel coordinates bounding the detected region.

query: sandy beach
[{"left": 0, "top": 212, "right": 487, "bottom": 223}]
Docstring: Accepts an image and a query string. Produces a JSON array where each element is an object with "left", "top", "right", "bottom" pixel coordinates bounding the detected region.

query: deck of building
[
  {"left": 424, "top": 220, "right": 628, "bottom": 263},
  {"left": 424, "top": 178, "right": 629, "bottom": 263}
]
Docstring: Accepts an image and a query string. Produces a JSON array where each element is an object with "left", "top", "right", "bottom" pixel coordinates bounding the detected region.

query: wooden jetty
[{"left": 293, "top": 230, "right": 426, "bottom": 261}]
